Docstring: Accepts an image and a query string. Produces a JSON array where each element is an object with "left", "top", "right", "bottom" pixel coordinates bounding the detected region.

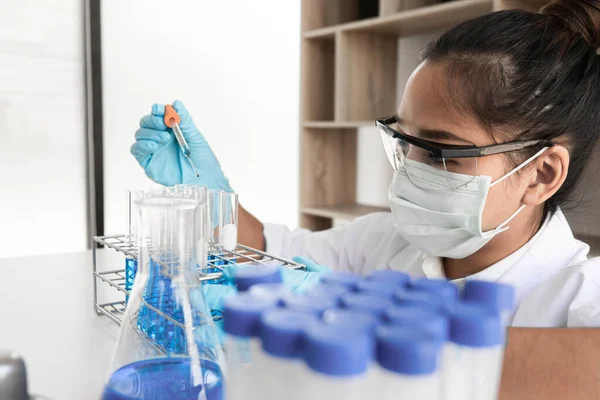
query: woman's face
[{"left": 396, "top": 61, "right": 531, "bottom": 231}]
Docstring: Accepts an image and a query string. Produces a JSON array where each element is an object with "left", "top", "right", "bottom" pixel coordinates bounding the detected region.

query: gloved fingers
[
  {"left": 130, "top": 141, "right": 155, "bottom": 167},
  {"left": 151, "top": 103, "right": 167, "bottom": 117},
  {"left": 282, "top": 268, "right": 325, "bottom": 294},
  {"left": 172, "top": 100, "right": 205, "bottom": 144},
  {"left": 172, "top": 100, "right": 190, "bottom": 118},
  {"left": 292, "top": 256, "right": 332, "bottom": 273},
  {"left": 134, "top": 127, "right": 172, "bottom": 143},
  {"left": 139, "top": 113, "right": 168, "bottom": 131},
  {"left": 201, "top": 283, "right": 237, "bottom": 312},
  {"left": 221, "top": 264, "right": 246, "bottom": 282}
]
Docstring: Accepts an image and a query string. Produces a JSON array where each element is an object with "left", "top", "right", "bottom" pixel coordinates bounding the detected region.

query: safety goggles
[{"left": 376, "top": 115, "right": 554, "bottom": 190}]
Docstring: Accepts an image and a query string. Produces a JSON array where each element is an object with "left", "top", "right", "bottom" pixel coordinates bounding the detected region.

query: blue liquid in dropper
[{"left": 102, "top": 358, "right": 222, "bottom": 400}]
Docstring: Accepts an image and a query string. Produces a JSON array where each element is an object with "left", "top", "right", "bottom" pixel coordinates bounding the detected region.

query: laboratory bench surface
[{"left": 0, "top": 249, "right": 123, "bottom": 400}]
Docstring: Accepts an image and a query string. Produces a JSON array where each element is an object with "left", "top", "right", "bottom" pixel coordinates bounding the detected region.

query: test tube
[
  {"left": 444, "top": 302, "right": 503, "bottom": 400},
  {"left": 207, "top": 189, "right": 223, "bottom": 252},
  {"left": 223, "top": 293, "right": 277, "bottom": 400},
  {"left": 374, "top": 325, "right": 443, "bottom": 400},
  {"left": 299, "top": 321, "right": 372, "bottom": 400},
  {"left": 258, "top": 309, "right": 320, "bottom": 400},
  {"left": 461, "top": 280, "right": 515, "bottom": 331},
  {"left": 221, "top": 192, "right": 239, "bottom": 251},
  {"left": 124, "top": 190, "right": 141, "bottom": 301}
]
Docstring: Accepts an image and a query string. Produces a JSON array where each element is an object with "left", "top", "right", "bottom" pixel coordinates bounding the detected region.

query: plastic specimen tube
[
  {"left": 299, "top": 321, "right": 372, "bottom": 400},
  {"left": 221, "top": 192, "right": 239, "bottom": 251},
  {"left": 444, "top": 302, "right": 504, "bottom": 400},
  {"left": 258, "top": 309, "right": 319, "bottom": 400},
  {"left": 223, "top": 294, "right": 277, "bottom": 400},
  {"left": 374, "top": 325, "right": 442, "bottom": 400},
  {"left": 462, "top": 279, "right": 516, "bottom": 330}
]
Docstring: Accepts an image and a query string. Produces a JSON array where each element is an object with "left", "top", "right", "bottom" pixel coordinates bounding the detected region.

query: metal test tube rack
[{"left": 92, "top": 233, "right": 305, "bottom": 326}]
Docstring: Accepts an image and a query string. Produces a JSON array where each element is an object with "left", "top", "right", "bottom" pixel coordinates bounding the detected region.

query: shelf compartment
[
  {"left": 303, "top": 0, "right": 493, "bottom": 38},
  {"left": 380, "top": 0, "right": 443, "bottom": 16},
  {"left": 301, "top": 39, "right": 336, "bottom": 121},
  {"left": 336, "top": 31, "right": 398, "bottom": 121},
  {"left": 302, "top": 0, "right": 380, "bottom": 32},
  {"left": 300, "top": 128, "right": 357, "bottom": 211},
  {"left": 302, "top": 203, "right": 390, "bottom": 220}
]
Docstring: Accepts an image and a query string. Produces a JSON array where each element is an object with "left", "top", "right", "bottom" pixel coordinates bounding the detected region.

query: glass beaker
[{"left": 103, "top": 196, "right": 225, "bottom": 400}]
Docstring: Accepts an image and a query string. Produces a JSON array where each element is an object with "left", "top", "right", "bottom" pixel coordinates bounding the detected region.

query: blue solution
[
  {"left": 103, "top": 358, "right": 222, "bottom": 400},
  {"left": 137, "top": 258, "right": 203, "bottom": 355},
  {"left": 124, "top": 258, "right": 138, "bottom": 304},
  {"left": 202, "top": 254, "right": 231, "bottom": 285}
]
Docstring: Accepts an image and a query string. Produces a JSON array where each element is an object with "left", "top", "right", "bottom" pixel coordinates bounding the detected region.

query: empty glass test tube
[
  {"left": 221, "top": 192, "right": 239, "bottom": 251},
  {"left": 207, "top": 189, "right": 223, "bottom": 252}
]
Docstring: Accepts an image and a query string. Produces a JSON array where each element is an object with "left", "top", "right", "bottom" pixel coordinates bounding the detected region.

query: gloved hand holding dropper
[{"left": 131, "top": 101, "right": 265, "bottom": 250}]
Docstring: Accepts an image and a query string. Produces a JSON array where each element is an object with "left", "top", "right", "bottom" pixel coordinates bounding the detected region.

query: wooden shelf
[
  {"left": 303, "top": 0, "right": 493, "bottom": 39},
  {"left": 303, "top": 121, "right": 374, "bottom": 129},
  {"left": 302, "top": 203, "right": 390, "bottom": 221}
]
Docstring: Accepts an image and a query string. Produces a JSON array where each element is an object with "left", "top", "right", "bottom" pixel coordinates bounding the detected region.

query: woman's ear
[{"left": 522, "top": 146, "right": 569, "bottom": 206}]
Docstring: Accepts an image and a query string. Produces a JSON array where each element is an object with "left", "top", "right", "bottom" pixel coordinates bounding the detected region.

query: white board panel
[{"left": 0, "top": 0, "right": 87, "bottom": 258}]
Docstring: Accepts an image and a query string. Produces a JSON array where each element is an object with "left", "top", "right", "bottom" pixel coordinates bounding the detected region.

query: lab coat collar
[{"left": 418, "top": 209, "right": 584, "bottom": 300}]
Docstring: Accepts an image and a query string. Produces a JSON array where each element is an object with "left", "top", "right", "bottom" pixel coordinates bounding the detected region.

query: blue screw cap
[
  {"left": 383, "top": 305, "right": 449, "bottom": 340},
  {"left": 304, "top": 321, "right": 372, "bottom": 376},
  {"left": 355, "top": 279, "right": 401, "bottom": 300},
  {"left": 320, "top": 271, "right": 362, "bottom": 290},
  {"left": 282, "top": 293, "right": 337, "bottom": 317},
  {"left": 223, "top": 293, "right": 277, "bottom": 337},
  {"left": 322, "top": 308, "right": 379, "bottom": 335},
  {"left": 260, "top": 309, "right": 319, "bottom": 359},
  {"left": 366, "top": 269, "right": 411, "bottom": 286},
  {"left": 340, "top": 293, "right": 394, "bottom": 318},
  {"left": 395, "top": 290, "right": 447, "bottom": 314},
  {"left": 249, "top": 283, "right": 293, "bottom": 305},
  {"left": 462, "top": 280, "right": 515, "bottom": 313},
  {"left": 235, "top": 265, "right": 283, "bottom": 292},
  {"left": 449, "top": 302, "right": 502, "bottom": 347},
  {"left": 376, "top": 325, "right": 442, "bottom": 375},
  {"left": 305, "top": 284, "right": 349, "bottom": 303},
  {"left": 409, "top": 278, "right": 459, "bottom": 303}
]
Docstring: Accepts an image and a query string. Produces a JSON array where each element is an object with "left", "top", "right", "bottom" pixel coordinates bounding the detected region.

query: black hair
[{"left": 421, "top": 0, "right": 600, "bottom": 217}]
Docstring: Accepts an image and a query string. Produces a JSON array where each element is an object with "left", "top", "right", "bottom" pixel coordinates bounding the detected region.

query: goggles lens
[{"left": 379, "top": 127, "right": 477, "bottom": 191}]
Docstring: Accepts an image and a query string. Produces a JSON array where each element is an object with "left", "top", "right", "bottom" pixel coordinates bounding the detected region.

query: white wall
[
  {"left": 0, "top": 0, "right": 87, "bottom": 258},
  {"left": 101, "top": 0, "right": 301, "bottom": 236}
]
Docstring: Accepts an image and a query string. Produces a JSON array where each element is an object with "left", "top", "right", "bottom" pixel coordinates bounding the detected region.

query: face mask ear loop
[{"left": 490, "top": 147, "right": 549, "bottom": 188}]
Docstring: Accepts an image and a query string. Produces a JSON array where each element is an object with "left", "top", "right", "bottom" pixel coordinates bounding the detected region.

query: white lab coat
[{"left": 263, "top": 210, "right": 600, "bottom": 327}]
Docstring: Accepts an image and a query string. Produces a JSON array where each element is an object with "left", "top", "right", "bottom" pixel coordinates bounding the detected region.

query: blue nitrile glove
[
  {"left": 131, "top": 100, "right": 233, "bottom": 190},
  {"left": 190, "top": 283, "right": 238, "bottom": 346}
]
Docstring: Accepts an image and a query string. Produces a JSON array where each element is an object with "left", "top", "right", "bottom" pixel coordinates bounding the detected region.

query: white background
[{"left": 101, "top": 0, "right": 303, "bottom": 236}]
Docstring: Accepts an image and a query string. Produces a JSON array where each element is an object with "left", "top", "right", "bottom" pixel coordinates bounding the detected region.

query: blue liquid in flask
[
  {"left": 124, "top": 258, "right": 138, "bottom": 304},
  {"left": 137, "top": 258, "right": 203, "bottom": 354},
  {"left": 102, "top": 358, "right": 223, "bottom": 400}
]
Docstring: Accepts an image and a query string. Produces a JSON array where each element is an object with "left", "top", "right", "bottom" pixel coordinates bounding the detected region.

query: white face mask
[{"left": 388, "top": 148, "right": 548, "bottom": 259}]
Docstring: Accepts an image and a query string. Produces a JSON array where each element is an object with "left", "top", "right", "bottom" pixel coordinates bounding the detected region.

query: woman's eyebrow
[{"left": 396, "top": 117, "right": 475, "bottom": 145}]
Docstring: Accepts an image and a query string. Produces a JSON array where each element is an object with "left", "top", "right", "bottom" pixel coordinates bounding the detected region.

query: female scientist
[{"left": 131, "top": 0, "right": 600, "bottom": 327}]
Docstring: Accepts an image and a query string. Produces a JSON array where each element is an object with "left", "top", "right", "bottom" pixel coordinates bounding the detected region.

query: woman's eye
[{"left": 428, "top": 153, "right": 444, "bottom": 164}]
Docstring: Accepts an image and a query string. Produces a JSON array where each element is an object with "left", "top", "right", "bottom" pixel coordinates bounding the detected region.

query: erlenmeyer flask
[{"left": 103, "top": 196, "right": 225, "bottom": 400}]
